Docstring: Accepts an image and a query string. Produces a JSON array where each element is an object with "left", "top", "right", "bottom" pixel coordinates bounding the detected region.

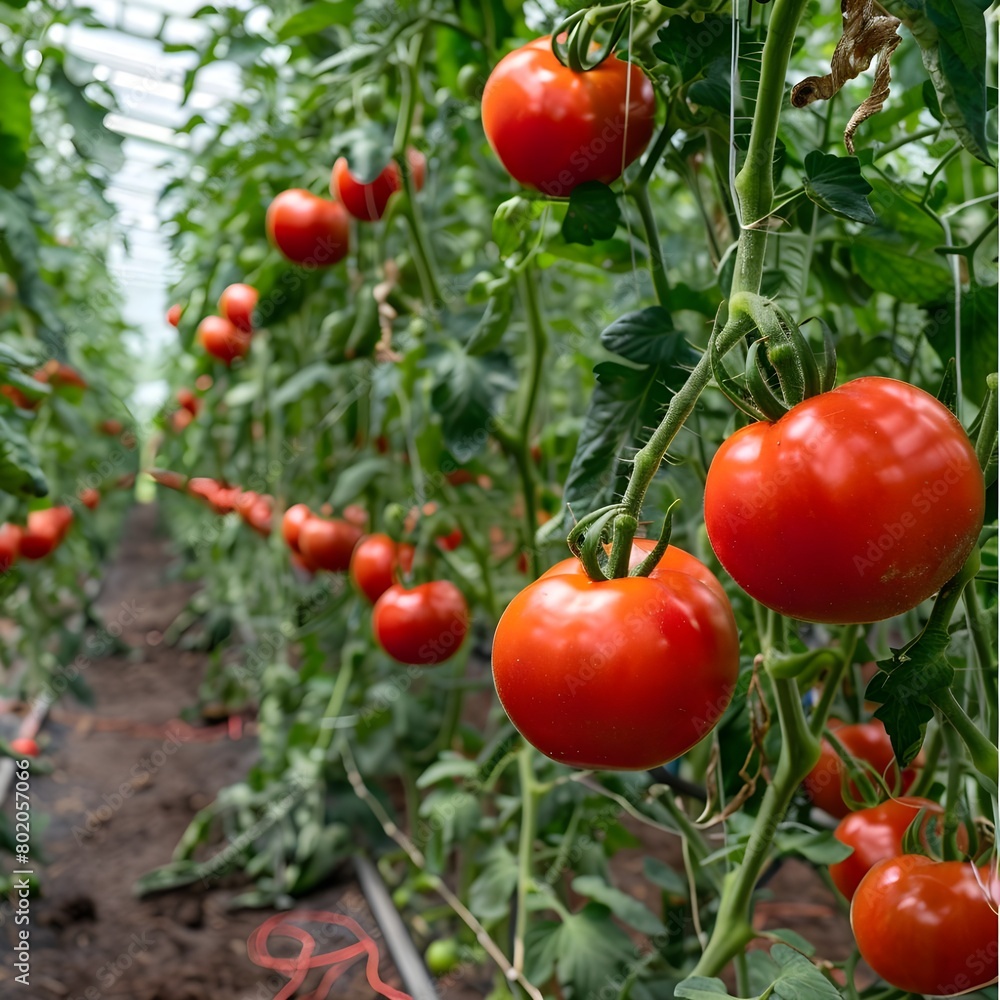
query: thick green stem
[
  {"left": 941, "top": 722, "right": 965, "bottom": 860},
  {"left": 692, "top": 674, "right": 820, "bottom": 977},
  {"left": 514, "top": 745, "right": 539, "bottom": 975},
  {"left": 964, "top": 581, "right": 998, "bottom": 730},
  {"left": 731, "top": 0, "right": 810, "bottom": 297},
  {"left": 932, "top": 687, "right": 999, "bottom": 788},
  {"left": 628, "top": 182, "right": 672, "bottom": 307}
]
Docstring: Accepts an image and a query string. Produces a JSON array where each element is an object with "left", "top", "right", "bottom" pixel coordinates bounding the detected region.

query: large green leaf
[
  {"left": 571, "top": 876, "right": 665, "bottom": 935},
  {"left": 274, "top": 1, "right": 354, "bottom": 41},
  {"left": 923, "top": 285, "right": 998, "bottom": 406},
  {"left": 881, "top": 0, "right": 993, "bottom": 163},
  {"left": 0, "top": 61, "right": 32, "bottom": 189},
  {"left": 0, "top": 415, "right": 48, "bottom": 497},
  {"left": 802, "top": 151, "right": 876, "bottom": 224},
  {"left": 49, "top": 66, "right": 124, "bottom": 174},
  {"left": 562, "top": 182, "right": 621, "bottom": 246}
]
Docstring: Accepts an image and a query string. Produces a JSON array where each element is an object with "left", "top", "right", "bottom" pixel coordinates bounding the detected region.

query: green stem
[
  {"left": 692, "top": 674, "right": 820, "bottom": 977},
  {"left": 964, "top": 581, "right": 998, "bottom": 722},
  {"left": 941, "top": 721, "right": 964, "bottom": 861},
  {"left": 514, "top": 744, "right": 539, "bottom": 975},
  {"left": 809, "top": 625, "right": 860, "bottom": 738},
  {"left": 312, "top": 653, "right": 354, "bottom": 757},
  {"left": 932, "top": 687, "right": 999, "bottom": 788},
  {"left": 873, "top": 125, "right": 942, "bottom": 160},
  {"left": 627, "top": 181, "right": 672, "bottom": 307},
  {"left": 908, "top": 723, "right": 943, "bottom": 798}
]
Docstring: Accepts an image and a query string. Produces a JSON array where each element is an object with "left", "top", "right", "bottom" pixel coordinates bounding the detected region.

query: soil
[{"left": 1, "top": 503, "right": 865, "bottom": 1000}]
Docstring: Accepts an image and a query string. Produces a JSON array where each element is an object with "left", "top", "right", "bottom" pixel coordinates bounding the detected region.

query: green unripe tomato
[
  {"left": 334, "top": 97, "right": 354, "bottom": 121},
  {"left": 359, "top": 82, "right": 383, "bottom": 116},
  {"left": 456, "top": 64, "right": 481, "bottom": 99},
  {"left": 391, "top": 886, "right": 411, "bottom": 909},
  {"left": 425, "top": 938, "right": 461, "bottom": 976}
]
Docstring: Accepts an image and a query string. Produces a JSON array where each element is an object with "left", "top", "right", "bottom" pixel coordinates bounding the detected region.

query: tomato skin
[
  {"left": 436, "top": 527, "right": 463, "bottom": 552},
  {"left": 481, "top": 37, "right": 656, "bottom": 195},
  {"left": 1, "top": 384, "right": 37, "bottom": 409},
  {"left": 266, "top": 189, "right": 350, "bottom": 266},
  {"left": 79, "top": 488, "right": 100, "bottom": 510},
  {"left": 373, "top": 581, "right": 469, "bottom": 665},
  {"left": 167, "top": 304, "right": 182, "bottom": 327},
  {"left": 218, "top": 282, "right": 259, "bottom": 333},
  {"left": 704, "top": 377, "right": 984, "bottom": 624},
  {"left": 38, "top": 361, "right": 87, "bottom": 390},
  {"left": 830, "top": 797, "right": 963, "bottom": 900},
  {"left": 492, "top": 563, "right": 740, "bottom": 770},
  {"left": 331, "top": 148, "right": 427, "bottom": 222},
  {"left": 852, "top": 856, "right": 999, "bottom": 995},
  {"left": 298, "top": 517, "right": 362, "bottom": 573},
  {"left": 804, "top": 719, "right": 916, "bottom": 818},
  {"left": 281, "top": 504, "right": 313, "bottom": 552},
  {"left": 98, "top": 419, "right": 124, "bottom": 436},
  {"left": 351, "top": 534, "right": 405, "bottom": 604},
  {"left": 20, "top": 507, "right": 73, "bottom": 559},
  {"left": 9, "top": 737, "right": 38, "bottom": 757},
  {"left": 0, "top": 523, "right": 22, "bottom": 572},
  {"left": 198, "top": 315, "right": 251, "bottom": 365},
  {"left": 342, "top": 504, "right": 370, "bottom": 529},
  {"left": 176, "top": 388, "right": 200, "bottom": 416}
]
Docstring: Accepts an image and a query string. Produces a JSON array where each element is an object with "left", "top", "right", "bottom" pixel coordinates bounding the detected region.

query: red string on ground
[{"left": 247, "top": 910, "right": 413, "bottom": 1000}]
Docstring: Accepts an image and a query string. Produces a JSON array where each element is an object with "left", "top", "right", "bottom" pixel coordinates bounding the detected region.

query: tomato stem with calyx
[
  {"left": 626, "top": 499, "right": 680, "bottom": 579},
  {"left": 973, "top": 372, "right": 998, "bottom": 476}
]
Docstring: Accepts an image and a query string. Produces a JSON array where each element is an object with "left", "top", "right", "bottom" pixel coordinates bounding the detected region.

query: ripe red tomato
[
  {"left": 0, "top": 523, "right": 22, "bottom": 572},
  {"left": 266, "top": 189, "right": 350, "bottom": 266},
  {"left": 170, "top": 409, "right": 193, "bottom": 433},
  {"left": 492, "top": 551, "right": 740, "bottom": 770},
  {"left": 20, "top": 507, "right": 73, "bottom": 559},
  {"left": 373, "top": 581, "right": 469, "bottom": 665},
  {"left": 436, "top": 527, "right": 463, "bottom": 552},
  {"left": 704, "top": 377, "right": 984, "bottom": 624},
  {"left": 167, "top": 303, "right": 182, "bottom": 327},
  {"left": 237, "top": 493, "right": 273, "bottom": 537},
  {"left": 176, "top": 388, "right": 200, "bottom": 416},
  {"left": 79, "top": 488, "right": 100, "bottom": 510},
  {"left": 830, "top": 796, "right": 965, "bottom": 899},
  {"left": 9, "top": 737, "right": 38, "bottom": 757},
  {"left": 98, "top": 418, "right": 124, "bottom": 436},
  {"left": 481, "top": 37, "right": 656, "bottom": 195},
  {"left": 149, "top": 469, "right": 187, "bottom": 492},
  {"left": 1, "top": 384, "right": 37, "bottom": 409},
  {"left": 350, "top": 534, "right": 407, "bottom": 604},
  {"left": 37, "top": 361, "right": 87, "bottom": 390},
  {"left": 804, "top": 719, "right": 916, "bottom": 818},
  {"left": 298, "top": 517, "right": 362, "bottom": 573},
  {"left": 198, "top": 316, "right": 251, "bottom": 365},
  {"left": 218, "top": 282, "right": 259, "bottom": 333},
  {"left": 852, "top": 856, "right": 999, "bottom": 995},
  {"left": 331, "top": 148, "right": 427, "bottom": 222},
  {"left": 342, "top": 504, "right": 370, "bottom": 529},
  {"left": 187, "top": 477, "right": 220, "bottom": 507},
  {"left": 282, "top": 504, "right": 313, "bottom": 553},
  {"left": 210, "top": 487, "right": 242, "bottom": 516}
]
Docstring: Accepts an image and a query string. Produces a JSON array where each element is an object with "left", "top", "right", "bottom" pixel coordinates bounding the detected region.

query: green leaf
[
  {"left": 768, "top": 943, "right": 843, "bottom": 999},
  {"left": 468, "top": 842, "right": 519, "bottom": 922},
  {"left": 923, "top": 286, "right": 998, "bottom": 406},
  {"left": 0, "top": 415, "right": 47, "bottom": 497},
  {"left": 328, "top": 457, "right": 392, "bottom": 509},
  {"left": 224, "top": 382, "right": 260, "bottom": 407},
  {"left": 571, "top": 876, "right": 665, "bottom": 935},
  {"left": 881, "top": 0, "right": 993, "bottom": 163},
  {"left": 643, "top": 856, "right": 688, "bottom": 896},
  {"left": 850, "top": 235, "right": 953, "bottom": 302},
  {"left": 600, "top": 306, "right": 678, "bottom": 364},
  {"left": 49, "top": 66, "right": 124, "bottom": 174},
  {"left": 274, "top": 0, "right": 354, "bottom": 41},
  {"left": 493, "top": 196, "right": 545, "bottom": 259},
  {"left": 465, "top": 290, "right": 513, "bottom": 356},
  {"left": 430, "top": 350, "right": 517, "bottom": 462},
  {"left": 416, "top": 755, "right": 479, "bottom": 788},
  {"left": 562, "top": 182, "right": 621, "bottom": 246},
  {"left": 652, "top": 15, "right": 731, "bottom": 79},
  {"left": 0, "top": 61, "right": 32, "bottom": 189},
  {"left": 271, "top": 361, "right": 336, "bottom": 408},
  {"left": 774, "top": 829, "right": 853, "bottom": 866},
  {"left": 524, "top": 903, "right": 633, "bottom": 999},
  {"left": 802, "top": 151, "right": 876, "bottom": 224},
  {"left": 675, "top": 977, "right": 732, "bottom": 999},
  {"left": 688, "top": 59, "right": 733, "bottom": 113}
]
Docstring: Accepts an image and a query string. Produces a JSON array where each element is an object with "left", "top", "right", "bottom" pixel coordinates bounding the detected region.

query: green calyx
[{"left": 551, "top": 4, "right": 632, "bottom": 72}]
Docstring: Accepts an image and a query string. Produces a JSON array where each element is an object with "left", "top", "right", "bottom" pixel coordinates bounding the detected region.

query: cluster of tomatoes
[
  {"left": 1, "top": 358, "right": 88, "bottom": 410},
  {"left": 175, "top": 282, "right": 261, "bottom": 367},
  {"left": 0, "top": 506, "right": 75, "bottom": 568}
]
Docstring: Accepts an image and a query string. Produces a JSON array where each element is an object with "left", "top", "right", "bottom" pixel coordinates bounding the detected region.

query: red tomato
[
  {"left": 492, "top": 554, "right": 740, "bottom": 770},
  {"left": 210, "top": 487, "right": 242, "bottom": 516},
  {"left": 372, "top": 581, "right": 469, "bottom": 665},
  {"left": 266, "top": 189, "right": 350, "bottom": 266},
  {"left": 830, "top": 796, "right": 965, "bottom": 899},
  {"left": 98, "top": 419, "right": 124, "bottom": 436},
  {"left": 176, "top": 387, "right": 200, "bottom": 416},
  {"left": 198, "top": 316, "right": 251, "bottom": 365},
  {"left": 331, "top": 147, "right": 427, "bottom": 222},
  {"left": 1, "top": 384, "right": 37, "bottom": 409},
  {"left": 20, "top": 507, "right": 73, "bottom": 559},
  {"left": 218, "top": 282, "right": 259, "bottom": 333},
  {"left": 852, "top": 856, "right": 999, "bottom": 995},
  {"left": 9, "top": 737, "right": 38, "bottom": 757},
  {"left": 298, "top": 517, "right": 362, "bottom": 573},
  {"left": 187, "top": 477, "right": 220, "bottom": 507},
  {"left": 282, "top": 504, "right": 313, "bottom": 553},
  {"left": 481, "top": 37, "right": 656, "bottom": 195},
  {"left": 149, "top": 469, "right": 187, "bottom": 492},
  {"left": 0, "top": 523, "right": 22, "bottom": 572},
  {"left": 167, "top": 303, "right": 182, "bottom": 327},
  {"left": 170, "top": 409, "right": 193, "bottom": 433},
  {"left": 436, "top": 527, "right": 463, "bottom": 552},
  {"left": 704, "top": 377, "right": 984, "bottom": 624},
  {"left": 37, "top": 361, "right": 87, "bottom": 390},
  {"left": 240, "top": 495, "right": 273, "bottom": 537},
  {"left": 804, "top": 719, "right": 917, "bottom": 818},
  {"left": 350, "top": 534, "right": 406, "bottom": 604},
  {"left": 342, "top": 504, "right": 370, "bottom": 529},
  {"left": 79, "top": 488, "right": 100, "bottom": 510}
]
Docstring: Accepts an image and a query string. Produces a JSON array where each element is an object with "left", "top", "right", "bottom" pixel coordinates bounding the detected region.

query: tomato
[
  {"left": 37, "top": 360, "right": 87, "bottom": 390},
  {"left": 481, "top": 37, "right": 656, "bottom": 195},
  {"left": 167, "top": 303, "right": 182, "bottom": 327},
  {"left": 704, "top": 377, "right": 984, "bottom": 624},
  {"left": 436, "top": 527, "right": 463, "bottom": 552},
  {"left": 0, "top": 523, "right": 22, "bottom": 572},
  {"left": 804, "top": 719, "right": 917, "bottom": 818},
  {"left": 372, "top": 581, "right": 469, "bottom": 665},
  {"left": 210, "top": 487, "right": 242, "bottom": 516},
  {"left": 342, "top": 504, "right": 370, "bottom": 529},
  {"left": 331, "top": 148, "right": 427, "bottom": 222},
  {"left": 198, "top": 315, "right": 251, "bottom": 365},
  {"left": 351, "top": 534, "right": 408, "bottom": 603},
  {"left": 9, "top": 737, "right": 38, "bottom": 757},
  {"left": 187, "top": 477, "right": 220, "bottom": 507},
  {"left": 149, "top": 469, "right": 187, "bottom": 492},
  {"left": 298, "top": 517, "right": 362, "bottom": 573},
  {"left": 176, "top": 387, "right": 200, "bottom": 416},
  {"left": 830, "top": 796, "right": 965, "bottom": 899},
  {"left": 170, "top": 409, "right": 193, "bottom": 433},
  {"left": 851, "top": 856, "right": 999, "bottom": 994},
  {"left": 237, "top": 493, "right": 273, "bottom": 537},
  {"left": 282, "top": 504, "right": 313, "bottom": 552},
  {"left": 20, "top": 507, "right": 73, "bottom": 559},
  {"left": 1, "top": 384, "right": 37, "bottom": 409},
  {"left": 425, "top": 938, "right": 461, "bottom": 976},
  {"left": 266, "top": 189, "right": 350, "bottom": 266},
  {"left": 79, "top": 488, "right": 100, "bottom": 510},
  {"left": 492, "top": 551, "right": 739, "bottom": 770},
  {"left": 98, "top": 418, "right": 124, "bottom": 436},
  {"left": 218, "top": 282, "right": 259, "bottom": 333}
]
